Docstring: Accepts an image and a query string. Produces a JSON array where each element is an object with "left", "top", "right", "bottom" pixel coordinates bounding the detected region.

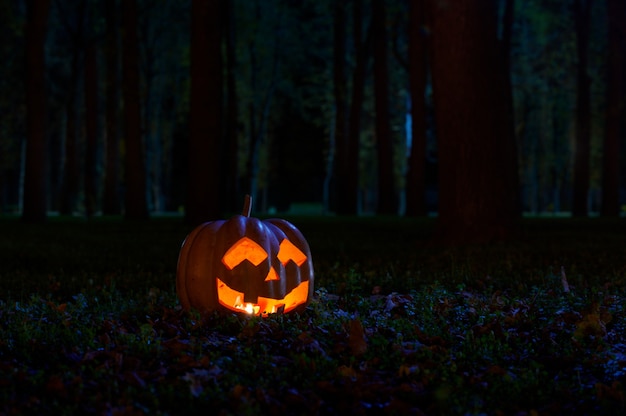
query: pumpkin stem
[{"left": 242, "top": 194, "right": 252, "bottom": 217}]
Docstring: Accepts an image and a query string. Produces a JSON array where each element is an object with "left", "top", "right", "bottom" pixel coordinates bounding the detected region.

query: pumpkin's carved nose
[{"left": 265, "top": 267, "right": 280, "bottom": 281}]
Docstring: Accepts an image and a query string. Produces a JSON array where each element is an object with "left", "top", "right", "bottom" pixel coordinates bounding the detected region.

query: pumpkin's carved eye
[
  {"left": 222, "top": 237, "right": 267, "bottom": 269},
  {"left": 277, "top": 239, "right": 307, "bottom": 267},
  {"left": 222, "top": 237, "right": 308, "bottom": 282}
]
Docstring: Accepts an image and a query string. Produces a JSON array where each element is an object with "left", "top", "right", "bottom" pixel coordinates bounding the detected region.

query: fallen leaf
[
  {"left": 349, "top": 318, "right": 367, "bottom": 357},
  {"left": 574, "top": 313, "right": 607, "bottom": 339},
  {"left": 337, "top": 365, "right": 358, "bottom": 379}
]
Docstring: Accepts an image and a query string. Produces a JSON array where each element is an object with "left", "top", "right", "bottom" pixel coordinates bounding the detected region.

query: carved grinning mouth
[
  {"left": 217, "top": 236, "right": 310, "bottom": 315},
  {"left": 216, "top": 277, "right": 309, "bottom": 315}
]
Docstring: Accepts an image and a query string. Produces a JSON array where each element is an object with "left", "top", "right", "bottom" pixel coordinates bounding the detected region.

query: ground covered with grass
[{"left": 1, "top": 216, "right": 625, "bottom": 414}]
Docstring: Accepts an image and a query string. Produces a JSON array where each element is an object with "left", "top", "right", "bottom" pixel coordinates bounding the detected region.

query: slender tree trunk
[
  {"left": 22, "top": 0, "right": 50, "bottom": 223},
  {"left": 186, "top": 0, "right": 222, "bottom": 225},
  {"left": 601, "top": 0, "right": 625, "bottom": 216},
  {"left": 430, "top": 0, "right": 518, "bottom": 243},
  {"left": 323, "top": 104, "right": 335, "bottom": 213},
  {"left": 142, "top": 45, "right": 164, "bottom": 212},
  {"left": 347, "top": 0, "right": 371, "bottom": 215},
  {"left": 59, "top": 44, "right": 80, "bottom": 215},
  {"left": 333, "top": 1, "right": 350, "bottom": 214},
  {"left": 498, "top": 0, "right": 521, "bottom": 216},
  {"left": 245, "top": 7, "right": 260, "bottom": 205},
  {"left": 572, "top": 0, "right": 591, "bottom": 217},
  {"left": 224, "top": 0, "right": 240, "bottom": 213},
  {"left": 148, "top": 92, "right": 164, "bottom": 212},
  {"left": 405, "top": 0, "right": 428, "bottom": 217},
  {"left": 244, "top": 1, "right": 277, "bottom": 211},
  {"left": 247, "top": 62, "right": 258, "bottom": 205},
  {"left": 372, "top": 0, "right": 397, "bottom": 215},
  {"left": 84, "top": 38, "right": 98, "bottom": 217},
  {"left": 57, "top": 0, "right": 86, "bottom": 216},
  {"left": 103, "top": 0, "right": 120, "bottom": 215},
  {"left": 246, "top": 70, "right": 275, "bottom": 211},
  {"left": 122, "top": 0, "right": 148, "bottom": 220}
]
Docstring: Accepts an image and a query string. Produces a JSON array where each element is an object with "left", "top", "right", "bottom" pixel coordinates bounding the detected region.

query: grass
[{"left": 1, "top": 215, "right": 626, "bottom": 414}]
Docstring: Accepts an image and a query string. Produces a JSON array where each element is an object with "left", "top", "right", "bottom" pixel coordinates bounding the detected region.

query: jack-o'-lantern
[{"left": 176, "top": 195, "right": 314, "bottom": 316}]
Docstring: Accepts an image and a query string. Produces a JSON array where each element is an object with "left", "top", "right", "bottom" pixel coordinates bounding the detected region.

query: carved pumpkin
[{"left": 176, "top": 195, "right": 314, "bottom": 316}]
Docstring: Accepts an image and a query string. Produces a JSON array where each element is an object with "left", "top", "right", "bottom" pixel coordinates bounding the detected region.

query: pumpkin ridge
[{"left": 176, "top": 222, "right": 216, "bottom": 309}]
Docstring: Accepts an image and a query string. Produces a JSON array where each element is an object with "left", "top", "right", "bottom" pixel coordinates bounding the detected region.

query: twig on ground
[{"left": 561, "top": 265, "right": 570, "bottom": 293}]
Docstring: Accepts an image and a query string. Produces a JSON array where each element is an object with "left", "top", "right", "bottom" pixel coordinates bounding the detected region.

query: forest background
[{"left": 1, "top": 0, "right": 625, "bottom": 242}]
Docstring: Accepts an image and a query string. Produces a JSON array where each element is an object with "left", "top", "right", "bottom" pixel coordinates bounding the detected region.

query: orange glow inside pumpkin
[
  {"left": 217, "top": 236, "right": 310, "bottom": 315},
  {"left": 216, "top": 277, "right": 310, "bottom": 315}
]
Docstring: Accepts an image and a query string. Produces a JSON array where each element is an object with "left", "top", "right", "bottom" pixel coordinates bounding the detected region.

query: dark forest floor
[{"left": 1, "top": 215, "right": 626, "bottom": 414}]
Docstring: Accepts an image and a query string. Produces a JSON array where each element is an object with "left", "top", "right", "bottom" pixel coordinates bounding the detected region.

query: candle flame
[
  {"left": 233, "top": 298, "right": 259, "bottom": 315},
  {"left": 244, "top": 303, "right": 254, "bottom": 314}
]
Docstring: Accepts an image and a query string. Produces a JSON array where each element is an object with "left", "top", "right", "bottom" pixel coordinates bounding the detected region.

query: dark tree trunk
[
  {"left": 186, "top": 0, "right": 222, "bottom": 225},
  {"left": 22, "top": 0, "right": 50, "bottom": 223},
  {"left": 572, "top": 0, "right": 591, "bottom": 217},
  {"left": 84, "top": 38, "right": 98, "bottom": 217},
  {"left": 122, "top": 0, "right": 148, "bottom": 220},
  {"left": 372, "top": 0, "right": 397, "bottom": 215},
  {"left": 103, "top": 0, "right": 120, "bottom": 215},
  {"left": 332, "top": 1, "right": 350, "bottom": 214},
  {"left": 601, "top": 0, "right": 625, "bottom": 216},
  {"left": 430, "top": 0, "right": 518, "bottom": 244},
  {"left": 405, "top": 0, "right": 428, "bottom": 217}
]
